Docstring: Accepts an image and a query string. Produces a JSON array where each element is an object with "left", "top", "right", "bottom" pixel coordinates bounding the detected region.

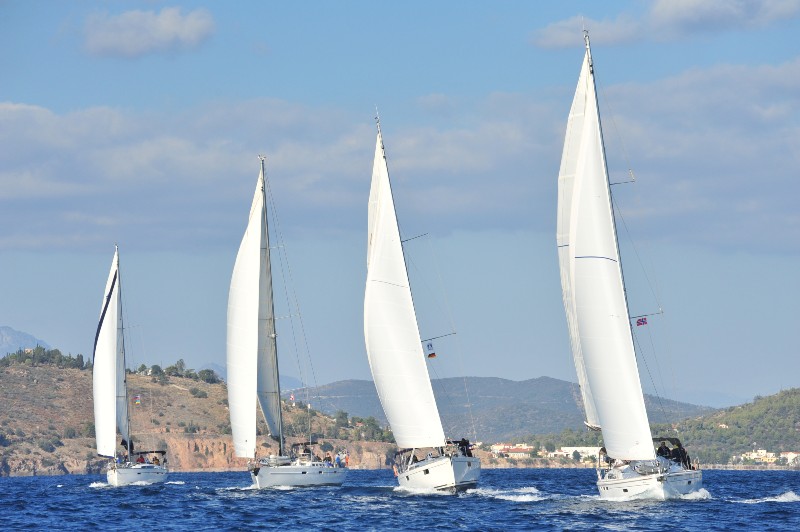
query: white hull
[
  {"left": 107, "top": 463, "right": 168, "bottom": 486},
  {"left": 598, "top": 462, "right": 702, "bottom": 499},
  {"left": 250, "top": 461, "right": 348, "bottom": 488},
  {"left": 397, "top": 455, "right": 480, "bottom": 492}
]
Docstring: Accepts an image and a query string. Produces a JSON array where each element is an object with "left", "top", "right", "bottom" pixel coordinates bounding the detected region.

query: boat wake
[
  {"left": 392, "top": 485, "right": 451, "bottom": 496},
  {"left": 89, "top": 482, "right": 109, "bottom": 489},
  {"left": 737, "top": 491, "right": 800, "bottom": 504},
  {"left": 679, "top": 488, "right": 711, "bottom": 500},
  {"left": 469, "top": 486, "right": 545, "bottom": 502}
]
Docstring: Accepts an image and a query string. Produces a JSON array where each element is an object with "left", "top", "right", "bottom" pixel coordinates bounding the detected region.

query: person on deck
[
  {"left": 136, "top": 455, "right": 145, "bottom": 464},
  {"left": 656, "top": 441, "right": 670, "bottom": 458}
]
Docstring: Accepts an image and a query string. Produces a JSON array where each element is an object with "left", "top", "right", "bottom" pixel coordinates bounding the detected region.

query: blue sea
[{"left": 1, "top": 469, "right": 798, "bottom": 530}]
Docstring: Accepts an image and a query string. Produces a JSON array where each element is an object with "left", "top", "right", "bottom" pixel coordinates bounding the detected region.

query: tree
[
  {"left": 334, "top": 410, "right": 349, "bottom": 429},
  {"left": 545, "top": 442, "right": 556, "bottom": 453},
  {"left": 572, "top": 450, "right": 581, "bottom": 461},
  {"left": 150, "top": 364, "right": 164, "bottom": 376},
  {"left": 137, "top": 364, "right": 147, "bottom": 373},
  {"left": 198, "top": 369, "right": 220, "bottom": 384}
]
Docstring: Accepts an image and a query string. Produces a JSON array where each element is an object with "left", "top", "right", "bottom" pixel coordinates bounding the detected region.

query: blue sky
[{"left": 1, "top": 1, "right": 798, "bottom": 408}]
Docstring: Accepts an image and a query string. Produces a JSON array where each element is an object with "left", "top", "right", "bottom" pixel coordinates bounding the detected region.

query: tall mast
[
  {"left": 584, "top": 31, "right": 636, "bottom": 332},
  {"left": 116, "top": 245, "right": 132, "bottom": 458},
  {"left": 259, "top": 155, "right": 285, "bottom": 456}
]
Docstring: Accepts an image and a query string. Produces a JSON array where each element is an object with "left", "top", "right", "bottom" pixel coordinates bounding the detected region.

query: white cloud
[
  {"left": 0, "top": 54, "right": 798, "bottom": 254},
  {"left": 534, "top": 0, "right": 800, "bottom": 47},
  {"left": 650, "top": 0, "right": 800, "bottom": 35},
  {"left": 533, "top": 15, "right": 642, "bottom": 48},
  {"left": 84, "top": 7, "right": 215, "bottom": 58}
]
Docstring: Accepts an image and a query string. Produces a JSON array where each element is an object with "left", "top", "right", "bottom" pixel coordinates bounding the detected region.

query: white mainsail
[
  {"left": 364, "top": 127, "right": 446, "bottom": 449},
  {"left": 92, "top": 247, "right": 129, "bottom": 458},
  {"left": 227, "top": 159, "right": 283, "bottom": 459},
  {"left": 556, "top": 35, "right": 655, "bottom": 461}
]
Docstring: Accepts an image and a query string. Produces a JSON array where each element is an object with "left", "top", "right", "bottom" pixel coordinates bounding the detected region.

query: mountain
[
  {"left": 0, "top": 326, "right": 50, "bottom": 356},
  {"left": 300, "top": 376, "right": 716, "bottom": 442}
]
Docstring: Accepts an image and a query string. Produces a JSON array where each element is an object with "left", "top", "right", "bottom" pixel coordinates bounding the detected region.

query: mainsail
[
  {"left": 227, "top": 158, "right": 283, "bottom": 458},
  {"left": 364, "top": 126, "right": 446, "bottom": 449},
  {"left": 92, "top": 247, "right": 129, "bottom": 458},
  {"left": 556, "top": 34, "right": 655, "bottom": 461}
]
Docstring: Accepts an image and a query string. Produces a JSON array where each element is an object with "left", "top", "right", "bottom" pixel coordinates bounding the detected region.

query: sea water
[{"left": 0, "top": 469, "right": 797, "bottom": 530}]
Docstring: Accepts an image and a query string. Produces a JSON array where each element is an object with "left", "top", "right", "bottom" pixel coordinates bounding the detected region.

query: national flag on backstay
[
  {"left": 426, "top": 342, "right": 436, "bottom": 359},
  {"left": 289, "top": 393, "right": 295, "bottom": 402},
  {"left": 636, "top": 317, "right": 648, "bottom": 327}
]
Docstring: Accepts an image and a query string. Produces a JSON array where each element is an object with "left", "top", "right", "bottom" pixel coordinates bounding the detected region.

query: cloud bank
[
  {"left": 84, "top": 7, "right": 215, "bottom": 58},
  {"left": 534, "top": 0, "right": 800, "bottom": 47}
]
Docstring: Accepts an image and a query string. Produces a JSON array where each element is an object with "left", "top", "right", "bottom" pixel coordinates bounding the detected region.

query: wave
[
  {"left": 737, "top": 491, "right": 800, "bottom": 504},
  {"left": 680, "top": 488, "right": 712, "bottom": 500},
  {"left": 88, "top": 482, "right": 109, "bottom": 488},
  {"left": 469, "top": 486, "right": 545, "bottom": 502},
  {"left": 166, "top": 481, "right": 185, "bottom": 485},
  {"left": 392, "top": 485, "right": 451, "bottom": 496}
]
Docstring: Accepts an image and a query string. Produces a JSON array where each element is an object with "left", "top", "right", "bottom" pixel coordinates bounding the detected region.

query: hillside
[
  {"left": 304, "top": 376, "right": 715, "bottom": 442},
  {"left": 0, "top": 362, "right": 394, "bottom": 477},
  {"left": 651, "top": 388, "right": 800, "bottom": 464}
]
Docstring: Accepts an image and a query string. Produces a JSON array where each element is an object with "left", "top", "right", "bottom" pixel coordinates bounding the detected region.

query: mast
[
  {"left": 583, "top": 31, "right": 637, "bottom": 338},
  {"left": 117, "top": 245, "right": 132, "bottom": 459},
  {"left": 259, "top": 155, "right": 285, "bottom": 456},
  {"left": 365, "top": 114, "right": 447, "bottom": 449},
  {"left": 556, "top": 32, "right": 654, "bottom": 461}
]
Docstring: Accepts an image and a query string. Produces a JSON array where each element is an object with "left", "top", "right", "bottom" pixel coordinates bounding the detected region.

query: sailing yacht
[
  {"left": 93, "top": 246, "right": 168, "bottom": 486},
  {"left": 364, "top": 118, "right": 480, "bottom": 492},
  {"left": 556, "top": 32, "right": 702, "bottom": 499},
  {"left": 227, "top": 157, "right": 347, "bottom": 488}
]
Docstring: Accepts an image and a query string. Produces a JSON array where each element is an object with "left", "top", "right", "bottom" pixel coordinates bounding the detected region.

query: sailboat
[
  {"left": 92, "top": 246, "right": 168, "bottom": 486},
  {"left": 364, "top": 118, "right": 480, "bottom": 492},
  {"left": 227, "top": 156, "right": 347, "bottom": 489},
  {"left": 556, "top": 32, "right": 702, "bottom": 499}
]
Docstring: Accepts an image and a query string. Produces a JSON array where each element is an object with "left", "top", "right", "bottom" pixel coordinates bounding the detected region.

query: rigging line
[
  {"left": 630, "top": 326, "right": 669, "bottom": 424},
  {"left": 422, "top": 235, "right": 478, "bottom": 443},
  {"left": 263, "top": 166, "right": 320, "bottom": 438},
  {"left": 611, "top": 193, "right": 679, "bottom": 412},
  {"left": 596, "top": 76, "right": 636, "bottom": 186}
]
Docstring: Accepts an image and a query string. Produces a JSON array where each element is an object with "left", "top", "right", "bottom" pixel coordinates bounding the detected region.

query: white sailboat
[
  {"left": 93, "top": 246, "right": 168, "bottom": 486},
  {"left": 556, "top": 32, "right": 702, "bottom": 499},
  {"left": 227, "top": 156, "right": 347, "bottom": 489},
  {"left": 364, "top": 118, "right": 480, "bottom": 492}
]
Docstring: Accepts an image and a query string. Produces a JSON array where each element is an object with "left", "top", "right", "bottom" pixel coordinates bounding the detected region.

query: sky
[{"left": 1, "top": 0, "right": 798, "bottom": 409}]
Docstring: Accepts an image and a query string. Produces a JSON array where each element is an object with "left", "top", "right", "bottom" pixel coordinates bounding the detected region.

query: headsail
[
  {"left": 227, "top": 158, "right": 283, "bottom": 458},
  {"left": 92, "top": 247, "right": 129, "bottom": 458},
  {"left": 364, "top": 125, "right": 446, "bottom": 449},
  {"left": 556, "top": 34, "right": 654, "bottom": 461}
]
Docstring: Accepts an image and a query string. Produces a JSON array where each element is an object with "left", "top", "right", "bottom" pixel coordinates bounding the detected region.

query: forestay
[
  {"left": 227, "top": 161, "right": 283, "bottom": 458},
  {"left": 364, "top": 130, "right": 446, "bottom": 449},
  {"left": 556, "top": 38, "right": 655, "bottom": 461},
  {"left": 92, "top": 248, "right": 129, "bottom": 458}
]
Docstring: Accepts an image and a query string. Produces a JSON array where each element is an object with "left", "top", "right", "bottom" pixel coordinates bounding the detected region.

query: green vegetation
[
  {"left": 650, "top": 388, "right": 800, "bottom": 464},
  {"left": 0, "top": 346, "right": 86, "bottom": 369}
]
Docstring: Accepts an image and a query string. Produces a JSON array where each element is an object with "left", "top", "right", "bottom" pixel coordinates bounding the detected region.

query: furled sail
[
  {"left": 92, "top": 247, "right": 129, "bottom": 458},
  {"left": 227, "top": 160, "right": 283, "bottom": 458},
  {"left": 364, "top": 128, "right": 446, "bottom": 449},
  {"left": 556, "top": 36, "right": 655, "bottom": 461}
]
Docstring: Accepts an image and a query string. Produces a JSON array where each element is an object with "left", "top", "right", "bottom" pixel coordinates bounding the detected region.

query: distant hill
[
  {"left": 0, "top": 326, "right": 50, "bottom": 356},
  {"left": 300, "top": 376, "right": 716, "bottom": 442},
  {"left": 652, "top": 388, "right": 800, "bottom": 464}
]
